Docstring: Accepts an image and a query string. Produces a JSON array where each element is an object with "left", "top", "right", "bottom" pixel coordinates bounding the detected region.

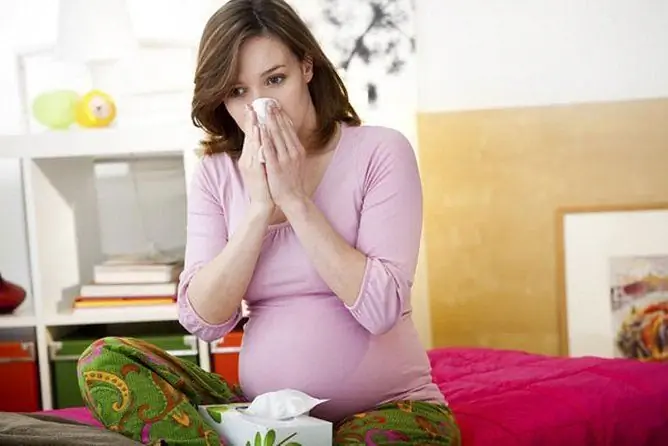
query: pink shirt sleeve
[
  {"left": 346, "top": 130, "right": 423, "bottom": 335},
  {"left": 177, "top": 157, "right": 242, "bottom": 342}
]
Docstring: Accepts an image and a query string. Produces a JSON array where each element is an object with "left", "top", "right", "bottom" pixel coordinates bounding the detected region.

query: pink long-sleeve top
[{"left": 177, "top": 124, "right": 445, "bottom": 422}]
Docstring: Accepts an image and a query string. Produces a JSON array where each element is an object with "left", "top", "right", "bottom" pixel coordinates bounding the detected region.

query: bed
[{"left": 33, "top": 347, "right": 668, "bottom": 445}]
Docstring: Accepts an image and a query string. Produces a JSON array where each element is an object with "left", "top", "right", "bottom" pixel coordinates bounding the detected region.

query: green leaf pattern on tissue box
[
  {"left": 246, "top": 429, "right": 301, "bottom": 446},
  {"left": 203, "top": 405, "right": 302, "bottom": 446},
  {"left": 205, "top": 403, "right": 243, "bottom": 423}
]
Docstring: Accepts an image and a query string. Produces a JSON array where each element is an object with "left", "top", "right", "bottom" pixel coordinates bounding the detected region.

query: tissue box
[{"left": 199, "top": 402, "right": 332, "bottom": 446}]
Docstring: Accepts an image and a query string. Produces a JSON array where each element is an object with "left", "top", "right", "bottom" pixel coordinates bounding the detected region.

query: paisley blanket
[{"left": 25, "top": 347, "right": 668, "bottom": 445}]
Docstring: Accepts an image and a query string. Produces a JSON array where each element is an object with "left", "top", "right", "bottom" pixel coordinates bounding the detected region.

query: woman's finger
[
  {"left": 241, "top": 105, "right": 257, "bottom": 157},
  {"left": 259, "top": 123, "right": 277, "bottom": 167},
  {"left": 251, "top": 123, "right": 263, "bottom": 164},
  {"left": 276, "top": 108, "right": 302, "bottom": 158},
  {"left": 250, "top": 108, "right": 258, "bottom": 135},
  {"left": 267, "top": 104, "right": 289, "bottom": 161}
]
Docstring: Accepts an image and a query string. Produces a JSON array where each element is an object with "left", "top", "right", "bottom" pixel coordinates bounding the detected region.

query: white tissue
[
  {"left": 244, "top": 389, "right": 328, "bottom": 420},
  {"left": 251, "top": 97, "right": 278, "bottom": 125},
  {"left": 250, "top": 97, "right": 278, "bottom": 164}
]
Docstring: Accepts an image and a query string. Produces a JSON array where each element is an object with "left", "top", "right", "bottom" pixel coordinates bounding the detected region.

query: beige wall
[
  {"left": 417, "top": 99, "right": 668, "bottom": 355},
  {"left": 414, "top": 0, "right": 668, "bottom": 355}
]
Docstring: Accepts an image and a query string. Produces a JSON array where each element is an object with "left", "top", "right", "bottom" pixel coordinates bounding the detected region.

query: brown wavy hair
[{"left": 191, "top": 0, "right": 361, "bottom": 158}]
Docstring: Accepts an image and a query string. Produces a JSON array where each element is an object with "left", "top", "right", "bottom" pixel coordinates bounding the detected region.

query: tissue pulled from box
[
  {"left": 244, "top": 389, "right": 328, "bottom": 420},
  {"left": 251, "top": 97, "right": 278, "bottom": 125},
  {"left": 251, "top": 97, "right": 278, "bottom": 164}
]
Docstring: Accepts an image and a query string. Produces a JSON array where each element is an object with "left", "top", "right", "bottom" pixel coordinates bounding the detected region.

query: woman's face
[{"left": 224, "top": 34, "right": 314, "bottom": 138}]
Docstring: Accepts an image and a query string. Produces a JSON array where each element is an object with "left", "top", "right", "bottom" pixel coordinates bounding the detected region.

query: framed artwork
[
  {"left": 295, "top": 0, "right": 415, "bottom": 107},
  {"left": 291, "top": 0, "right": 417, "bottom": 139},
  {"left": 556, "top": 203, "right": 668, "bottom": 360},
  {"left": 610, "top": 255, "right": 668, "bottom": 360}
]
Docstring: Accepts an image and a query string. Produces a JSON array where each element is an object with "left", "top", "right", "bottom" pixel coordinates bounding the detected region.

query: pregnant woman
[{"left": 76, "top": 1, "right": 461, "bottom": 445}]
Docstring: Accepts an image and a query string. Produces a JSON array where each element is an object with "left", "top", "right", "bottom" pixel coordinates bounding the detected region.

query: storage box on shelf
[
  {"left": 0, "top": 328, "right": 41, "bottom": 412},
  {"left": 49, "top": 321, "right": 200, "bottom": 409},
  {"left": 211, "top": 330, "right": 244, "bottom": 386}
]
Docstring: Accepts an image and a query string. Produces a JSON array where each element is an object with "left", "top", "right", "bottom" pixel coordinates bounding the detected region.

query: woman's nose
[
  {"left": 246, "top": 95, "right": 277, "bottom": 116},
  {"left": 248, "top": 92, "right": 274, "bottom": 104}
]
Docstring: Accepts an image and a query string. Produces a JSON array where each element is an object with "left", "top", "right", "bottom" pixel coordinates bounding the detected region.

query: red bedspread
[
  {"left": 428, "top": 347, "right": 668, "bottom": 446},
  {"left": 40, "top": 347, "right": 668, "bottom": 445}
]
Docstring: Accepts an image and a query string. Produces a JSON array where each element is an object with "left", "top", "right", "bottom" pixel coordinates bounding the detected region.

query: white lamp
[
  {"left": 55, "top": 0, "right": 137, "bottom": 91},
  {"left": 56, "top": 0, "right": 136, "bottom": 63}
]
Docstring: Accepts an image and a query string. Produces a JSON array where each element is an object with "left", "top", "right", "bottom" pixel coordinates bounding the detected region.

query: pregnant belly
[{"left": 238, "top": 296, "right": 388, "bottom": 421}]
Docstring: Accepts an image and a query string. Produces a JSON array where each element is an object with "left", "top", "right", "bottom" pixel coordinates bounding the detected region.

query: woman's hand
[
  {"left": 263, "top": 103, "right": 307, "bottom": 207},
  {"left": 239, "top": 105, "right": 275, "bottom": 215}
]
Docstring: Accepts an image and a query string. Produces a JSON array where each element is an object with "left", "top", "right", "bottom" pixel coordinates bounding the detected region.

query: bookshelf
[
  {"left": 0, "top": 1, "right": 252, "bottom": 412},
  {"left": 0, "top": 125, "right": 248, "bottom": 410},
  {"left": 0, "top": 311, "right": 36, "bottom": 329},
  {"left": 0, "top": 125, "right": 204, "bottom": 159}
]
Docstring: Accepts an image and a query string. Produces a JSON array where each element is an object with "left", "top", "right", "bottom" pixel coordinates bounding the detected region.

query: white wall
[
  {"left": 0, "top": 0, "right": 432, "bottom": 343},
  {"left": 1, "top": 0, "right": 416, "bottom": 135},
  {"left": 1, "top": 0, "right": 421, "bottom": 258},
  {"left": 416, "top": 0, "right": 668, "bottom": 112},
  {"left": 0, "top": 0, "right": 222, "bottom": 135},
  {"left": 94, "top": 158, "right": 187, "bottom": 257},
  {"left": 0, "top": 0, "right": 212, "bottom": 287}
]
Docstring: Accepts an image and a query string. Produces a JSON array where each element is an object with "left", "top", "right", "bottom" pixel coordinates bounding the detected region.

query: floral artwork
[
  {"left": 610, "top": 255, "right": 668, "bottom": 361},
  {"left": 318, "top": 0, "right": 414, "bottom": 105},
  {"left": 295, "top": 0, "right": 415, "bottom": 106}
]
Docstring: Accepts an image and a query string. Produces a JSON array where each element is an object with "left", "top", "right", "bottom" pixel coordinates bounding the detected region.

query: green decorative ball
[{"left": 32, "top": 90, "right": 79, "bottom": 129}]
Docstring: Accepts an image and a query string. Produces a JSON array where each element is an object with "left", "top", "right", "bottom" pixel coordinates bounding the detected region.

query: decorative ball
[
  {"left": 75, "top": 90, "right": 117, "bottom": 128},
  {"left": 31, "top": 90, "right": 79, "bottom": 129}
]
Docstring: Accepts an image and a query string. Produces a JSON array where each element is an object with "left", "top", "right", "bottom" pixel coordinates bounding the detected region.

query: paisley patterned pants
[{"left": 77, "top": 336, "right": 461, "bottom": 445}]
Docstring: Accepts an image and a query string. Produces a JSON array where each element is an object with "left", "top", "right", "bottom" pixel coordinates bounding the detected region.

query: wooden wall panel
[{"left": 417, "top": 98, "right": 668, "bottom": 355}]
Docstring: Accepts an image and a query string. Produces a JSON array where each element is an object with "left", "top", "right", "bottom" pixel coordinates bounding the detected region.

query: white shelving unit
[
  {"left": 0, "top": 125, "right": 204, "bottom": 159},
  {"left": 0, "top": 311, "right": 36, "bottom": 329},
  {"left": 0, "top": 126, "right": 247, "bottom": 410},
  {"left": 0, "top": 0, "right": 253, "bottom": 412}
]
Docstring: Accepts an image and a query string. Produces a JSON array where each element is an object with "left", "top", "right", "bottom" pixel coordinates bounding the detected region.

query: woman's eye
[
  {"left": 267, "top": 75, "right": 285, "bottom": 85},
  {"left": 229, "top": 87, "right": 246, "bottom": 98}
]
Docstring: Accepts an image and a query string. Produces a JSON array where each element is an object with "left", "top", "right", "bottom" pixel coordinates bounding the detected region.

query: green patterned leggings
[{"left": 77, "top": 336, "right": 461, "bottom": 445}]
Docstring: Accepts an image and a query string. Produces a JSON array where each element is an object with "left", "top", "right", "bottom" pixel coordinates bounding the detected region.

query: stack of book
[{"left": 74, "top": 254, "right": 184, "bottom": 310}]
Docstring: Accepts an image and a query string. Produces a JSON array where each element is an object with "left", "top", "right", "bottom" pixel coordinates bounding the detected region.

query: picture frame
[{"left": 555, "top": 203, "right": 668, "bottom": 359}]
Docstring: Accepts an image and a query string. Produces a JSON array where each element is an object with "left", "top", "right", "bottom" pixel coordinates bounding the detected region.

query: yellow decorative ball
[{"left": 75, "top": 90, "right": 117, "bottom": 128}]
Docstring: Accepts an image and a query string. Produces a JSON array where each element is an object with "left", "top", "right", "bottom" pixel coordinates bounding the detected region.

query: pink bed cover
[
  {"left": 429, "top": 347, "right": 668, "bottom": 446},
  {"left": 41, "top": 347, "right": 668, "bottom": 446}
]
